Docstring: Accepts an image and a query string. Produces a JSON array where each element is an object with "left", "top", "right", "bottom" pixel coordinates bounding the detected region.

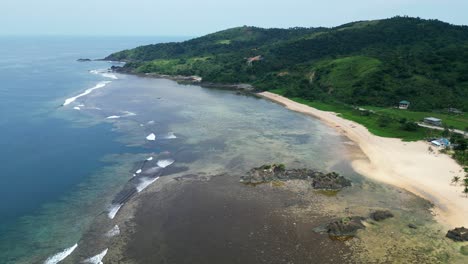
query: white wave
[
  {"left": 157, "top": 159, "right": 175, "bottom": 168},
  {"left": 146, "top": 133, "right": 156, "bottom": 141},
  {"left": 44, "top": 243, "right": 78, "bottom": 264},
  {"left": 62, "top": 81, "right": 111, "bottom": 106},
  {"left": 107, "top": 204, "right": 122, "bottom": 219},
  {"left": 132, "top": 174, "right": 136, "bottom": 177},
  {"left": 105, "top": 225, "right": 120, "bottom": 237},
  {"left": 147, "top": 120, "right": 155, "bottom": 125},
  {"left": 83, "top": 248, "right": 108, "bottom": 264},
  {"left": 163, "top": 132, "right": 177, "bottom": 139},
  {"left": 106, "top": 115, "right": 120, "bottom": 119},
  {"left": 136, "top": 177, "right": 160, "bottom": 192},
  {"left": 146, "top": 157, "right": 153, "bottom": 161},
  {"left": 90, "top": 68, "right": 118, "bottom": 80},
  {"left": 101, "top": 73, "right": 118, "bottom": 80},
  {"left": 143, "top": 166, "right": 161, "bottom": 174},
  {"left": 77, "top": 104, "right": 85, "bottom": 107},
  {"left": 73, "top": 107, "right": 81, "bottom": 110},
  {"left": 135, "top": 169, "right": 142, "bottom": 174},
  {"left": 122, "top": 111, "right": 136, "bottom": 117}
]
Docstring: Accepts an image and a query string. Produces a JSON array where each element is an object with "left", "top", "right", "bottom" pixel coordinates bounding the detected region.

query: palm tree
[
  {"left": 452, "top": 176, "right": 461, "bottom": 185},
  {"left": 464, "top": 178, "right": 468, "bottom": 187}
]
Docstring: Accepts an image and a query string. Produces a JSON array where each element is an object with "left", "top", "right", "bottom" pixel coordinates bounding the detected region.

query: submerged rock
[
  {"left": 77, "top": 58, "right": 92, "bottom": 62},
  {"left": 370, "top": 210, "right": 394, "bottom": 221},
  {"left": 240, "top": 164, "right": 351, "bottom": 190},
  {"left": 446, "top": 227, "right": 468, "bottom": 242},
  {"left": 326, "top": 216, "right": 366, "bottom": 238}
]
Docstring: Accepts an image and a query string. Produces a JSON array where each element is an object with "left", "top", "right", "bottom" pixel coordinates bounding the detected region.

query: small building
[
  {"left": 424, "top": 117, "right": 442, "bottom": 126},
  {"left": 448, "top": 108, "right": 463, "bottom": 115},
  {"left": 431, "top": 138, "right": 451, "bottom": 147},
  {"left": 399, "top": 100, "right": 410, "bottom": 109}
]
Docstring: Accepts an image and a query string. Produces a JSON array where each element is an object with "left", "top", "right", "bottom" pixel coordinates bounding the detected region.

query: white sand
[{"left": 259, "top": 92, "right": 467, "bottom": 228}]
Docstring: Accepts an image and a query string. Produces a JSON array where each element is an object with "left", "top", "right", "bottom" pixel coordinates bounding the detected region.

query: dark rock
[
  {"left": 311, "top": 172, "right": 352, "bottom": 190},
  {"left": 408, "top": 223, "right": 418, "bottom": 229},
  {"left": 77, "top": 58, "right": 91, "bottom": 62},
  {"left": 446, "top": 227, "right": 468, "bottom": 242},
  {"left": 326, "top": 216, "right": 366, "bottom": 238},
  {"left": 370, "top": 210, "right": 394, "bottom": 221},
  {"left": 240, "top": 164, "right": 351, "bottom": 191}
]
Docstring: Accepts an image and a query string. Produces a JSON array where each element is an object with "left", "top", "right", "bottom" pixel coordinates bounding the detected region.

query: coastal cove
[
  {"left": 50, "top": 72, "right": 467, "bottom": 263},
  {"left": 1, "top": 36, "right": 467, "bottom": 263}
]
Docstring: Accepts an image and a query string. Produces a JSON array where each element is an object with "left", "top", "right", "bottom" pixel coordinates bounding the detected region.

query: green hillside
[{"left": 107, "top": 17, "right": 468, "bottom": 113}]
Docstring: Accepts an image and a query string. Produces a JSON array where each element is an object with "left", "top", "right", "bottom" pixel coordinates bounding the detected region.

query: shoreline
[{"left": 258, "top": 91, "right": 467, "bottom": 229}]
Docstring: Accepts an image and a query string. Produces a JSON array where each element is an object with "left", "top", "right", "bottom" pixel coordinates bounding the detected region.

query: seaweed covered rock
[
  {"left": 326, "top": 216, "right": 366, "bottom": 238},
  {"left": 446, "top": 227, "right": 468, "bottom": 242},
  {"left": 370, "top": 210, "right": 394, "bottom": 221},
  {"left": 240, "top": 164, "right": 351, "bottom": 191},
  {"left": 311, "top": 172, "right": 352, "bottom": 190}
]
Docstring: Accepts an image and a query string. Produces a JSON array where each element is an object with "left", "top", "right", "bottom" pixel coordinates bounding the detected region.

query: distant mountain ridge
[{"left": 107, "top": 17, "right": 468, "bottom": 111}]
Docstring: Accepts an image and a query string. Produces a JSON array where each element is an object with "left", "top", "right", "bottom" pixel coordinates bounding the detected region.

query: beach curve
[{"left": 258, "top": 91, "right": 467, "bottom": 228}]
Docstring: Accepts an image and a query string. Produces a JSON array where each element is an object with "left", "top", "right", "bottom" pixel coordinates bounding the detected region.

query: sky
[{"left": 1, "top": 0, "right": 468, "bottom": 36}]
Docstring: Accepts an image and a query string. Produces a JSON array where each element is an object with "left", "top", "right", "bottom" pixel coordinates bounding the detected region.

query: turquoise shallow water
[{"left": 0, "top": 36, "right": 186, "bottom": 263}]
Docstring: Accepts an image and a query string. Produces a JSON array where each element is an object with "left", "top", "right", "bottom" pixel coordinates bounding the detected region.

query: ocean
[{"left": 0, "top": 36, "right": 186, "bottom": 263}]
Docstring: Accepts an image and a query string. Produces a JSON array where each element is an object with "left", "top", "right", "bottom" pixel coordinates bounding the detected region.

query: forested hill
[{"left": 106, "top": 17, "right": 468, "bottom": 111}]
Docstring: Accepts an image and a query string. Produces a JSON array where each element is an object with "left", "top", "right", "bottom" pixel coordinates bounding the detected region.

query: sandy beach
[{"left": 258, "top": 91, "right": 467, "bottom": 228}]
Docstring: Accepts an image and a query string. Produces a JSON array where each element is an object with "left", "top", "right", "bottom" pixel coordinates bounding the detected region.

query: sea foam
[
  {"left": 146, "top": 133, "right": 156, "bottom": 141},
  {"left": 43, "top": 243, "right": 78, "bottom": 264},
  {"left": 146, "top": 156, "right": 153, "bottom": 161},
  {"left": 105, "top": 225, "right": 120, "bottom": 237},
  {"left": 107, "top": 203, "right": 123, "bottom": 219},
  {"left": 136, "top": 177, "right": 160, "bottom": 192},
  {"left": 163, "top": 132, "right": 177, "bottom": 139},
  {"left": 63, "top": 81, "right": 111, "bottom": 106},
  {"left": 83, "top": 248, "right": 108, "bottom": 264},
  {"left": 157, "top": 159, "right": 175, "bottom": 168},
  {"left": 106, "top": 115, "right": 120, "bottom": 119}
]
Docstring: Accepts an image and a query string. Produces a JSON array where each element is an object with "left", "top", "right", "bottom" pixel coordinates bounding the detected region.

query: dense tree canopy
[{"left": 106, "top": 17, "right": 468, "bottom": 111}]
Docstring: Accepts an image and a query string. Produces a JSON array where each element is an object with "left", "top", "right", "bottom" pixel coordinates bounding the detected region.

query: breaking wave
[
  {"left": 83, "top": 248, "right": 108, "bottom": 264},
  {"left": 146, "top": 133, "right": 156, "bottom": 141},
  {"left": 136, "top": 177, "right": 160, "bottom": 192},
  {"left": 62, "top": 81, "right": 111, "bottom": 106},
  {"left": 143, "top": 166, "right": 161, "bottom": 174},
  {"left": 163, "top": 132, "right": 177, "bottom": 139},
  {"left": 157, "top": 159, "right": 175, "bottom": 168},
  {"left": 105, "top": 225, "right": 120, "bottom": 238},
  {"left": 107, "top": 203, "right": 123, "bottom": 219},
  {"left": 43, "top": 243, "right": 78, "bottom": 264}
]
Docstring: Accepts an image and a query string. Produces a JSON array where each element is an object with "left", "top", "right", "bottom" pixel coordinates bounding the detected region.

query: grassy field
[{"left": 268, "top": 88, "right": 466, "bottom": 141}]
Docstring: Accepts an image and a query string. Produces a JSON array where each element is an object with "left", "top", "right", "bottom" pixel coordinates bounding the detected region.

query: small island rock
[
  {"left": 370, "top": 210, "right": 394, "bottom": 221},
  {"left": 326, "top": 216, "right": 366, "bottom": 238},
  {"left": 446, "top": 227, "right": 468, "bottom": 242}
]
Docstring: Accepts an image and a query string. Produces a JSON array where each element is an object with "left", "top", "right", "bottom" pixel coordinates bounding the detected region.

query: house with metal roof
[
  {"left": 399, "top": 100, "right": 410, "bottom": 109},
  {"left": 424, "top": 117, "right": 442, "bottom": 126}
]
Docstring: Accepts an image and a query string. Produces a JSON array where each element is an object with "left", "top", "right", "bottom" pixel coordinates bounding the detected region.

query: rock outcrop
[
  {"left": 326, "top": 216, "right": 366, "bottom": 238},
  {"left": 240, "top": 164, "right": 351, "bottom": 190},
  {"left": 370, "top": 210, "right": 394, "bottom": 221},
  {"left": 446, "top": 227, "right": 468, "bottom": 242}
]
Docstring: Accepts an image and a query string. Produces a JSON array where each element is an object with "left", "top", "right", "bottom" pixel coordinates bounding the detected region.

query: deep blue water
[{"left": 0, "top": 36, "right": 185, "bottom": 262}]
